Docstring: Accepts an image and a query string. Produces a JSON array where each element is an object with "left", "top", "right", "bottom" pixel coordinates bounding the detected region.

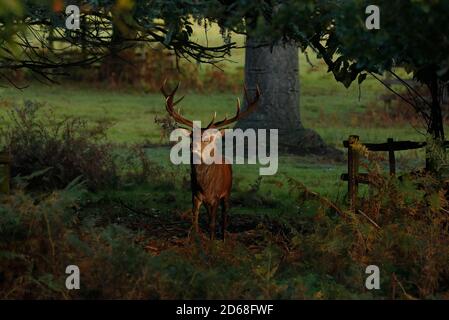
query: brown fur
[{"left": 191, "top": 159, "right": 232, "bottom": 240}]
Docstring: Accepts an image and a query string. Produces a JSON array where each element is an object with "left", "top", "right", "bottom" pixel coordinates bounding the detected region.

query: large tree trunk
[
  {"left": 236, "top": 36, "right": 341, "bottom": 158},
  {"left": 425, "top": 76, "right": 446, "bottom": 172},
  {"left": 429, "top": 77, "right": 445, "bottom": 141}
]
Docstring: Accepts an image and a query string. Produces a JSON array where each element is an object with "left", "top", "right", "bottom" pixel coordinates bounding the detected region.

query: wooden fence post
[
  {"left": 341, "top": 136, "right": 432, "bottom": 210},
  {"left": 0, "top": 151, "right": 11, "bottom": 194},
  {"left": 348, "top": 135, "right": 359, "bottom": 211},
  {"left": 387, "top": 138, "right": 396, "bottom": 175}
]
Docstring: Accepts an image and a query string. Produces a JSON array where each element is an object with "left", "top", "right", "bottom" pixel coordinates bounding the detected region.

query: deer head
[{"left": 160, "top": 80, "right": 261, "bottom": 162}]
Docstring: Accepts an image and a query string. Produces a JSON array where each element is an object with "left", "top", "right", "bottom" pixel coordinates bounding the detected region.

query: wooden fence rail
[{"left": 340, "top": 135, "right": 447, "bottom": 211}]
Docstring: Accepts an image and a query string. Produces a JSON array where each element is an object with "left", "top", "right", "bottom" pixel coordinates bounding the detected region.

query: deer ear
[{"left": 208, "top": 129, "right": 224, "bottom": 142}]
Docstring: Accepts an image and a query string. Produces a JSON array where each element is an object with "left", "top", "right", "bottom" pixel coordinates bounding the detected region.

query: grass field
[
  {"left": 0, "top": 28, "right": 431, "bottom": 199},
  {"left": 0, "top": 50, "right": 430, "bottom": 199}
]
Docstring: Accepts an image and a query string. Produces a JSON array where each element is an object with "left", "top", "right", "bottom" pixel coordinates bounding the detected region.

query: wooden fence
[
  {"left": 341, "top": 135, "right": 431, "bottom": 211},
  {"left": 0, "top": 151, "right": 11, "bottom": 194}
]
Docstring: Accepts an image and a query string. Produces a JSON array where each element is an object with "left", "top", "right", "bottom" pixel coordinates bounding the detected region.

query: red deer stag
[{"left": 161, "top": 81, "right": 260, "bottom": 240}]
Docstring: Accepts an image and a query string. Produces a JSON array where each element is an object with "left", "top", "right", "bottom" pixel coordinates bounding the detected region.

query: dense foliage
[
  {"left": 0, "top": 0, "right": 235, "bottom": 78},
  {"left": 262, "top": 0, "right": 449, "bottom": 139},
  {"left": 2, "top": 1, "right": 447, "bottom": 139},
  {"left": 1, "top": 151, "right": 449, "bottom": 299},
  {"left": 0, "top": 101, "right": 118, "bottom": 190}
]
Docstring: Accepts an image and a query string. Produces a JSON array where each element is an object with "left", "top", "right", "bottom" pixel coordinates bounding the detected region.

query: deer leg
[
  {"left": 220, "top": 198, "right": 229, "bottom": 241},
  {"left": 207, "top": 203, "right": 219, "bottom": 240},
  {"left": 192, "top": 196, "right": 202, "bottom": 234}
]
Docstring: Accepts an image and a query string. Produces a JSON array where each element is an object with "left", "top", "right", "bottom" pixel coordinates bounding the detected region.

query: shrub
[
  {"left": 154, "top": 113, "right": 177, "bottom": 144},
  {"left": 0, "top": 184, "right": 315, "bottom": 299},
  {"left": 285, "top": 145, "right": 449, "bottom": 299},
  {"left": 0, "top": 101, "right": 118, "bottom": 191}
]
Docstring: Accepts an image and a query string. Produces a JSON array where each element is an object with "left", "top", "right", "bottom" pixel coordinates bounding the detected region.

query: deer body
[
  {"left": 161, "top": 81, "right": 260, "bottom": 240},
  {"left": 191, "top": 161, "right": 232, "bottom": 240}
]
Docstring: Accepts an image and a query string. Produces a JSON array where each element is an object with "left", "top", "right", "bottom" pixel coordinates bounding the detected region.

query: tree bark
[
  {"left": 429, "top": 76, "right": 445, "bottom": 140},
  {"left": 236, "top": 36, "right": 342, "bottom": 158},
  {"left": 425, "top": 76, "right": 446, "bottom": 172}
]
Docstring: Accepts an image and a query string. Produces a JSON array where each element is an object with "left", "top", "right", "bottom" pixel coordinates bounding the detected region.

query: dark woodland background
[{"left": 1, "top": 0, "right": 449, "bottom": 299}]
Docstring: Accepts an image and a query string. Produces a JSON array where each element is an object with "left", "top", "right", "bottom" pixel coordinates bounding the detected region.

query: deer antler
[
  {"left": 207, "top": 85, "right": 261, "bottom": 129},
  {"left": 160, "top": 79, "right": 191, "bottom": 128},
  {"left": 161, "top": 80, "right": 260, "bottom": 129}
]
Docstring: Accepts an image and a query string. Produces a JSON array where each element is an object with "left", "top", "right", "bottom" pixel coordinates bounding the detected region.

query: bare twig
[
  {"left": 392, "top": 273, "right": 418, "bottom": 300},
  {"left": 357, "top": 209, "right": 381, "bottom": 229}
]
